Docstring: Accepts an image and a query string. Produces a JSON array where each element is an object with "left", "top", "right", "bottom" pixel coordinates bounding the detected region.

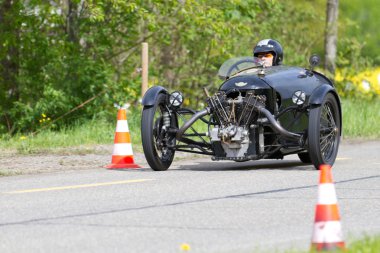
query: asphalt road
[{"left": 0, "top": 140, "right": 379, "bottom": 253}]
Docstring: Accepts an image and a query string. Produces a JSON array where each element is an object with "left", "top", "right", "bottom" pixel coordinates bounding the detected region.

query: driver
[{"left": 253, "top": 39, "right": 283, "bottom": 67}]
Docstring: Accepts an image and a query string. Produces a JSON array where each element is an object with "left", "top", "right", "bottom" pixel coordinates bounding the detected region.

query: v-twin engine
[{"left": 207, "top": 91, "right": 266, "bottom": 159}]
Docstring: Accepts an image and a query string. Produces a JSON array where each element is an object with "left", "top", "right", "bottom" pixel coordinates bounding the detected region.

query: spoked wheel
[
  {"left": 141, "top": 93, "right": 176, "bottom": 171},
  {"left": 308, "top": 93, "right": 341, "bottom": 169}
]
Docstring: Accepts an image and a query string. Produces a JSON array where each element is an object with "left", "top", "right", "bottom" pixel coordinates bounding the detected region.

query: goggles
[{"left": 257, "top": 53, "right": 273, "bottom": 58}]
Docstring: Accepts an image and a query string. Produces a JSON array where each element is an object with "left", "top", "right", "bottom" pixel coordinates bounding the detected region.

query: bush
[{"left": 335, "top": 67, "right": 380, "bottom": 99}]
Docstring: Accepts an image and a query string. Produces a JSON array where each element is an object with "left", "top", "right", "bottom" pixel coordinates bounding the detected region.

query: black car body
[{"left": 141, "top": 56, "right": 342, "bottom": 171}]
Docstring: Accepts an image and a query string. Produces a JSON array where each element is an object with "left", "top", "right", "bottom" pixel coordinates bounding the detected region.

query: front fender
[
  {"left": 309, "top": 84, "right": 342, "bottom": 135},
  {"left": 141, "top": 86, "right": 168, "bottom": 106},
  {"left": 309, "top": 84, "right": 336, "bottom": 105}
]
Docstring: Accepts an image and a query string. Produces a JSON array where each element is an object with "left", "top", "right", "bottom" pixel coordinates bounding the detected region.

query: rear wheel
[
  {"left": 308, "top": 93, "right": 341, "bottom": 169},
  {"left": 141, "top": 93, "right": 176, "bottom": 171}
]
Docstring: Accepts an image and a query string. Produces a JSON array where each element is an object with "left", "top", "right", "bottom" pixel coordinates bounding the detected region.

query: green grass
[
  {"left": 282, "top": 234, "right": 380, "bottom": 253},
  {"left": 0, "top": 170, "right": 22, "bottom": 177},
  {"left": 0, "top": 120, "right": 114, "bottom": 154},
  {"left": 0, "top": 99, "right": 378, "bottom": 154},
  {"left": 347, "top": 234, "right": 380, "bottom": 253},
  {"left": 0, "top": 107, "right": 144, "bottom": 154},
  {"left": 341, "top": 98, "right": 380, "bottom": 139}
]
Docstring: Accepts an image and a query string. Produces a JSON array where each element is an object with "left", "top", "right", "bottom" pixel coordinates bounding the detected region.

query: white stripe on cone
[
  {"left": 116, "top": 120, "right": 129, "bottom": 132},
  {"left": 312, "top": 221, "right": 344, "bottom": 243},
  {"left": 112, "top": 143, "right": 133, "bottom": 156},
  {"left": 318, "top": 183, "right": 337, "bottom": 204}
]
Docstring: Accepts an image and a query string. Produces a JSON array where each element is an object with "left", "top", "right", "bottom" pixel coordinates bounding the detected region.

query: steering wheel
[{"left": 225, "top": 58, "right": 257, "bottom": 77}]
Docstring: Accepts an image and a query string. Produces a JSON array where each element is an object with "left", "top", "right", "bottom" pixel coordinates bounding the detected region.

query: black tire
[
  {"left": 308, "top": 93, "right": 341, "bottom": 169},
  {"left": 298, "top": 152, "right": 312, "bottom": 163},
  {"left": 141, "top": 93, "right": 176, "bottom": 171}
]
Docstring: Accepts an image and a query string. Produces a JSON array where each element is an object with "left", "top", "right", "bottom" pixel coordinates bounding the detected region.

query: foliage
[
  {"left": 334, "top": 0, "right": 380, "bottom": 99},
  {"left": 0, "top": 0, "right": 151, "bottom": 134},
  {"left": 340, "top": 0, "right": 380, "bottom": 65},
  {"left": 335, "top": 67, "right": 380, "bottom": 99},
  {"left": 334, "top": 35, "right": 380, "bottom": 99},
  {"left": 0, "top": 0, "right": 378, "bottom": 135}
]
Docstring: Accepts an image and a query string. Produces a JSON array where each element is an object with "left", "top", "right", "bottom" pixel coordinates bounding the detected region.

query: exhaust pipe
[
  {"left": 257, "top": 107, "right": 301, "bottom": 140},
  {"left": 176, "top": 108, "right": 211, "bottom": 140}
]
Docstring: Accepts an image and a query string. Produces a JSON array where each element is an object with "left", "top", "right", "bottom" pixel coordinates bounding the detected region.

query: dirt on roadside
[{"left": 0, "top": 144, "right": 202, "bottom": 177}]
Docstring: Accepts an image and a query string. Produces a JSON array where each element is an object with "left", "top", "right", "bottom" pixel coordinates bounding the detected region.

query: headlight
[
  {"left": 292, "top": 90, "right": 306, "bottom": 105},
  {"left": 169, "top": 91, "right": 184, "bottom": 107}
]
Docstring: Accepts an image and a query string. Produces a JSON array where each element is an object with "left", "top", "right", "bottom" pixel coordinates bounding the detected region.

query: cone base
[
  {"left": 311, "top": 242, "right": 345, "bottom": 251},
  {"left": 105, "top": 163, "right": 141, "bottom": 169}
]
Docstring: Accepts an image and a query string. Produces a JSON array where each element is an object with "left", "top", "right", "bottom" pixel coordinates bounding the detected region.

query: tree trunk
[
  {"left": 324, "top": 0, "right": 339, "bottom": 75},
  {"left": 63, "top": 0, "right": 79, "bottom": 44},
  {"left": 0, "top": 0, "right": 20, "bottom": 99},
  {"left": 0, "top": 0, "right": 21, "bottom": 133}
]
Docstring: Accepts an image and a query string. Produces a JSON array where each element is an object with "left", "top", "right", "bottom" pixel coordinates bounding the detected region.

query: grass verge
[
  {"left": 341, "top": 98, "right": 380, "bottom": 139},
  {"left": 0, "top": 170, "right": 22, "bottom": 177},
  {"left": 345, "top": 234, "right": 380, "bottom": 253},
  {"left": 283, "top": 234, "right": 380, "bottom": 253},
  {"left": 0, "top": 119, "right": 120, "bottom": 155},
  {"left": 0, "top": 98, "right": 378, "bottom": 154},
  {"left": 0, "top": 107, "right": 143, "bottom": 155}
]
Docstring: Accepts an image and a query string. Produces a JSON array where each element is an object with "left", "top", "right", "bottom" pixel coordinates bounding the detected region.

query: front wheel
[
  {"left": 308, "top": 93, "right": 341, "bottom": 170},
  {"left": 141, "top": 93, "right": 176, "bottom": 171},
  {"left": 298, "top": 152, "right": 311, "bottom": 164}
]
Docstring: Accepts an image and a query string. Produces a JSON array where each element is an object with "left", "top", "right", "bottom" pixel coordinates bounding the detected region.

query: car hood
[
  {"left": 220, "top": 65, "right": 327, "bottom": 98},
  {"left": 219, "top": 74, "right": 271, "bottom": 91}
]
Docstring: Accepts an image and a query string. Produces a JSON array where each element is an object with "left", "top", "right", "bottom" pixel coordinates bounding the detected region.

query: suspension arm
[{"left": 176, "top": 107, "right": 211, "bottom": 141}]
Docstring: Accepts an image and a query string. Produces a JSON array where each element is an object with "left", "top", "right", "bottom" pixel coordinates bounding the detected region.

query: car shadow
[
  {"left": 109, "top": 159, "right": 314, "bottom": 172},
  {"left": 175, "top": 159, "right": 314, "bottom": 172}
]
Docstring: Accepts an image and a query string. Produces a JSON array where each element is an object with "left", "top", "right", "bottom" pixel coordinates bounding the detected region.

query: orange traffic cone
[
  {"left": 311, "top": 164, "right": 345, "bottom": 251},
  {"left": 105, "top": 108, "right": 141, "bottom": 169}
]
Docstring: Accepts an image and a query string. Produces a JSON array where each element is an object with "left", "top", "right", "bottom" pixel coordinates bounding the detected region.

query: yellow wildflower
[
  {"left": 180, "top": 243, "right": 191, "bottom": 251},
  {"left": 42, "top": 113, "right": 46, "bottom": 118},
  {"left": 335, "top": 70, "right": 344, "bottom": 83},
  {"left": 183, "top": 98, "right": 190, "bottom": 106},
  {"left": 20, "top": 136, "right": 27, "bottom": 140}
]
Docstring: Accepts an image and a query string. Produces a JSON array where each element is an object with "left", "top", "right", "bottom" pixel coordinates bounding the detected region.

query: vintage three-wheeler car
[{"left": 141, "top": 55, "right": 342, "bottom": 171}]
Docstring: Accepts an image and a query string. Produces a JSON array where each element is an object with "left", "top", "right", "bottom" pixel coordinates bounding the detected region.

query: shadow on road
[{"left": 175, "top": 159, "right": 315, "bottom": 172}]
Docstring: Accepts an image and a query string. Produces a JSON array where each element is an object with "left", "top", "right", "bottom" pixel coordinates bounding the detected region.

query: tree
[
  {"left": 0, "top": 0, "right": 23, "bottom": 133},
  {"left": 325, "top": 0, "right": 339, "bottom": 75},
  {"left": 1, "top": 0, "right": 328, "bottom": 134}
]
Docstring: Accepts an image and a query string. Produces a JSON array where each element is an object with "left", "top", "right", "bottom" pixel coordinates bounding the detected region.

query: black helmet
[{"left": 253, "top": 39, "right": 283, "bottom": 65}]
